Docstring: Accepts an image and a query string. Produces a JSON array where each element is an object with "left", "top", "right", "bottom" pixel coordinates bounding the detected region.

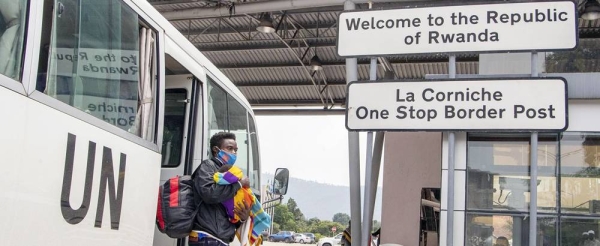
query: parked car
[
  {"left": 317, "top": 233, "right": 343, "bottom": 246},
  {"left": 302, "top": 233, "right": 316, "bottom": 244},
  {"left": 268, "top": 231, "right": 295, "bottom": 243},
  {"left": 294, "top": 233, "right": 310, "bottom": 244}
]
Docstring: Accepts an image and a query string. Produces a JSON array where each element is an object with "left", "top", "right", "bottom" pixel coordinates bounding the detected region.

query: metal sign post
[
  {"left": 343, "top": 2, "right": 362, "bottom": 246},
  {"left": 338, "top": 1, "right": 576, "bottom": 245},
  {"left": 447, "top": 55, "right": 456, "bottom": 246},
  {"left": 529, "top": 51, "right": 539, "bottom": 246}
]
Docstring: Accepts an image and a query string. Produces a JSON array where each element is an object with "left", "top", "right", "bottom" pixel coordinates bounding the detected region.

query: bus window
[
  {"left": 228, "top": 96, "right": 249, "bottom": 176},
  {"left": 207, "top": 77, "right": 228, "bottom": 154},
  {"left": 0, "top": 0, "right": 27, "bottom": 81},
  {"left": 38, "top": 0, "right": 157, "bottom": 140},
  {"left": 206, "top": 78, "right": 250, "bottom": 176},
  {"left": 162, "top": 88, "right": 187, "bottom": 167},
  {"left": 248, "top": 113, "right": 260, "bottom": 191}
]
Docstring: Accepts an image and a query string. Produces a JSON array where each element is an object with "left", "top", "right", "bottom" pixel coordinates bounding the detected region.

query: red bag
[{"left": 156, "top": 175, "right": 197, "bottom": 238}]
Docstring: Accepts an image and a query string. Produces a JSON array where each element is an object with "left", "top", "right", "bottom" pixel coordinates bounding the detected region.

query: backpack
[{"left": 156, "top": 175, "right": 197, "bottom": 238}]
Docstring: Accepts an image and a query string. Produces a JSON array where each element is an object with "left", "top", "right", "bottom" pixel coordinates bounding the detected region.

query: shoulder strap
[{"left": 191, "top": 158, "right": 219, "bottom": 178}]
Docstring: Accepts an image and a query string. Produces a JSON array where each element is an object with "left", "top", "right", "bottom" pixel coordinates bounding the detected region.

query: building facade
[{"left": 381, "top": 48, "right": 600, "bottom": 246}]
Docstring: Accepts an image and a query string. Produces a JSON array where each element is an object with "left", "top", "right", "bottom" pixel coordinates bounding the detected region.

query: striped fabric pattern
[{"left": 214, "top": 166, "right": 271, "bottom": 246}]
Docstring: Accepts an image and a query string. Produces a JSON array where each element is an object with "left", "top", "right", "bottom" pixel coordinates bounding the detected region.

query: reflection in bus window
[
  {"left": 0, "top": 0, "right": 27, "bottom": 81},
  {"left": 40, "top": 0, "right": 157, "bottom": 140},
  {"left": 162, "top": 89, "right": 187, "bottom": 167}
]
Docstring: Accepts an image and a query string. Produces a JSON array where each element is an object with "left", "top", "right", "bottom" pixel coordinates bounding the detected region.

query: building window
[
  {"left": 561, "top": 217, "right": 600, "bottom": 246},
  {"left": 466, "top": 132, "right": 600, "bottom": 245},
  {"left": 560, "top": 133, "right": 600, "bottom": 215},
  {"left": 467, "top": 134, "right": 559, "bottom": 213},
  {"left": 466, "top": 214, "right": 557, "bottom": 246},
  {"left": 546, "top": 39, "right": 600, "bottom": 73},
  {"left": 466, "top": 133, "right": 559, "bottom": 245}
]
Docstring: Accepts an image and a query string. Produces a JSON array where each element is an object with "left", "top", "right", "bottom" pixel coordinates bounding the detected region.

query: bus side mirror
[{"left": 272, "top": 168, "right": 289, "bottom": 196}]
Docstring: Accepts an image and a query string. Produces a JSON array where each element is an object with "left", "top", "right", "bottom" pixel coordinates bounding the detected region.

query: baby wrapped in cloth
[{"left": 214, "top": 165, "right": 271, "bottom": 246}]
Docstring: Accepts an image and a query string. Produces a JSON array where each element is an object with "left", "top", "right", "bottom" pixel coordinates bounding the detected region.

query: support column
[
  {"left": 344, "top": 2, "right": 362, "bottom": 246},
  {"left": 446, "top": 55, "right": 457, "bottom": 246},
  {"left": 361, "top": 57, "right": 380, "bottom": 246},
  {"left": 529, "top": 51, "right": 539, "bottom": 246}
]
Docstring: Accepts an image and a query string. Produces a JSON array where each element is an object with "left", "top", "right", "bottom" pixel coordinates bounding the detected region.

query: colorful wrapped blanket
[{"left": 214, "top": 165, "right": 271, "bottom": 246}]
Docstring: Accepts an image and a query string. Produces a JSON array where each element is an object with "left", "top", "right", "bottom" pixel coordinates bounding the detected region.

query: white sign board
[
  {"left": 345, "top": 78, "right": 567, "bottom": 131},
  {"left": 337, "top": 1, "right": 577, "bottom": 57}
]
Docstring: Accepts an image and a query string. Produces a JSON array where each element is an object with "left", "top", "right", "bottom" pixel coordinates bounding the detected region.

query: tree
[
  {"left": 311, "top": 220, "right": 344, "bottom": 237},
  {"left": 272, "top": 222, "right": 281, "bottom": 233},
  {"left": 308, "top": 217, "right": 321, "bottom": 227},
  {"left": 332, "top": 213, "right": 350, "bottom": 227},
  {"left": 274, "top": 204, "right": 296, "bottom": 231},
  {"left": 287, "top": 198, "right": 305, "bottom": 221}
]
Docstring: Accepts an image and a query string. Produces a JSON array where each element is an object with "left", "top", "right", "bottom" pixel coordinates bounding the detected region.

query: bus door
[
  {"left": 154, "top": 40, "right": 205, "bottom": 246},
  {"left": 161, "top": 74, "right": 198, "bottom": 180},
  {"left": 154, "top": 74, "right": 200, "bottom": 246}
]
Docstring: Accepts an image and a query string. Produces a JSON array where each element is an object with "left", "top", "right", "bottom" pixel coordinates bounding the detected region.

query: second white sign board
[
  {"left": 337, "top": 1, "right": 577, "bottom": 57},
  {"left": 345, "top": 78, "right": 567, "bottom": 131}
]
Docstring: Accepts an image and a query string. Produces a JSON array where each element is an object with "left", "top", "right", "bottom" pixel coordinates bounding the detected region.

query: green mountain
[{"left": 262, "top": 173, "right": 383, "bottom": 221}]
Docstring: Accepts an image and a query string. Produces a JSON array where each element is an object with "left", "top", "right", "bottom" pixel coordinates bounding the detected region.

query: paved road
[
  {"left": 229, "top": 240, "right": 315, "bottom": 246},
  {"left": 262, "top": 242, "right": 315, "bottom": 246}
]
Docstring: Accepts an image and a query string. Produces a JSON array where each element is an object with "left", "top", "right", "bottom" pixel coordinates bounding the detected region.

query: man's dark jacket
[{"left": 192, "top": 157, "right": 242, "bottom": 243}]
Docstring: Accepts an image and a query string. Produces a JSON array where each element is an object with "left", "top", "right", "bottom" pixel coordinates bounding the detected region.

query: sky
[{"left": 256, "top": 114, "right": 384, "bottom": 187}]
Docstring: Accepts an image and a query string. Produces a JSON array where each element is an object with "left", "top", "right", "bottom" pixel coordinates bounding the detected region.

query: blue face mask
[{"left": 217, "top": 148, "right": 237, "bottom": 165}]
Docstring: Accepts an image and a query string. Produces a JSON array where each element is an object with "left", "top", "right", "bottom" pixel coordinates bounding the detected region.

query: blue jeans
[{"left": 188, "top": 237, "right": 228, "bottom": 246}]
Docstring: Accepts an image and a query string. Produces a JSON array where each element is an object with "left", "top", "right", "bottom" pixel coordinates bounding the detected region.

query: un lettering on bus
[{"left": 60, "top": 133, "right": 127, "bottom": 230}]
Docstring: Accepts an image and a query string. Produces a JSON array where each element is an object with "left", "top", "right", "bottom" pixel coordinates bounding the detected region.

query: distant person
[
  {"left": 585, "top": 230, "right": 600, "bottom": 246},
  {"left": 341, "top": 222, "right": 351, "bottom": 246},
  {"left": 581, "top": 231, "right": 590, "bottom": 246},
  {"left": 481, "top": 227, "right": 494, "bottom": 246},
  {"left": 189, "top": 132, "right": 251, "bottom": 246},
  {"left": 494, "top": 236, "right": 509, "bottom": 246},
  {"left": 214, "top": 164, "right": 271, "bottom": 246},
  {"left": 372, "top": 228, "right": 380, "bottom": 246}
]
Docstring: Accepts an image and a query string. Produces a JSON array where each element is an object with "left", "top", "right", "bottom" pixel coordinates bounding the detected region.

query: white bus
[{"left": 0, "top": 0, "right": 288, "bottom": 246}]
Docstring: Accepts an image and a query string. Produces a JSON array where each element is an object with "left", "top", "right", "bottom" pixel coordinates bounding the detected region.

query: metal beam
[
  {"left": 253, "top": 108, "right": 345, "bottom": 115},
  {"left": 198, "top": 43, "right": 479, "bottom": 62},
  {"left": 150, "top": 0, "right": 211, "bottom": 7},
  {"left": 246, "top": 99, "right": 345, "bottom": 106},
  {"left": 162, "top": 0, "right": 431, "bottom": 20},
  {"left": 221, "top": 18, "right": 250, "bottom": 40},
  {"left": 196, "top": 41, "right": 335, "bottom": 51},
  {"left": 235, "top": 82, "right": 347, "bottom": 87},
  {"left": 180, "top": 21, "right": 337, "bottom": 37},
  {"left": 215, "top": 61, "right": 478, "bottom": 70}
]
